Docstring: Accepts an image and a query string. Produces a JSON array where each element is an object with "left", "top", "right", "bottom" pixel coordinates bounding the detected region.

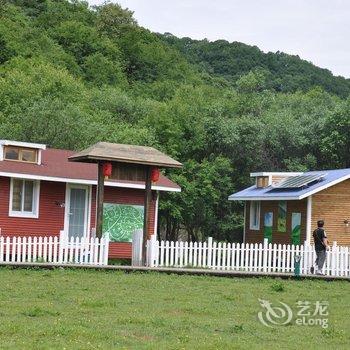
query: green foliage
[
  {"left": 8, "top": 0, "right": 47, "bottom": 17},
  {"left": 95, "top": 2, "right": 137, "bottom": 38},
  {"left": 321, "top": 98, "right": 350, "bottom": 168},
  {"left": 161, "top": 34, "right": 350, "bottom": 98},
  {"left": 0, "top": 0, "right": 348, "bottom": 242},
  {"left": 82, "top": 52, "right": 126, "bottom": 86},
  {"left": 270, "top": 281, "right": 285, "bottom": 292},
  {"left": 161, "top": 157, "right": 237, "bottom": 241},
  {"left": 236, "top": 69, "right": 268, "bottom": 93}
]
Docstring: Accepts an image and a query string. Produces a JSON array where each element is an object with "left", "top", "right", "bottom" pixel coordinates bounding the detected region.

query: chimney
[{"left": 251, "top": 172, "right": 303, "bottom": 189}]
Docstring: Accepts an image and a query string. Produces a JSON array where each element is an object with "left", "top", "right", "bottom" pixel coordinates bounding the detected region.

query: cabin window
[
  {"left": 4, "top": 146, "right": 37, "bottom": 163},
  {"left": 9, "top": 179, "right": 40, "bottom": 218},
  {"left": 250, "top": 201, "right": 261, "bottom": 230}
]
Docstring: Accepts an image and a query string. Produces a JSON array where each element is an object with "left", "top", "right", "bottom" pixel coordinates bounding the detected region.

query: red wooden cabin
[{"left": 0, "top": 140, "right": 180, "bottom": 259}]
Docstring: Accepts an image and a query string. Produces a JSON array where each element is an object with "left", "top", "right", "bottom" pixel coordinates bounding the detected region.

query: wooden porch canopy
[{"left": 69, "top": 142, "right": 182, "bottom": 264}]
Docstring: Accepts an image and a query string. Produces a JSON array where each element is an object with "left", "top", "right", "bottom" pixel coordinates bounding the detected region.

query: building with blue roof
[{"left": 228, "top": 169, "right": 350, "bottom": 246}]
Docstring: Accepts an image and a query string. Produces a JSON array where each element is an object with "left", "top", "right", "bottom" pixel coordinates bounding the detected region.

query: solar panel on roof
[{"left": 274, "top": 174, "right": 326, "bottom": 188}]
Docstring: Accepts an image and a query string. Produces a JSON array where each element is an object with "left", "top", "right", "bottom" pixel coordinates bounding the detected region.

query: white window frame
[
  {"left": 3, "top": 146, "right": 38, "bottom": 164},
  {"left": 249, "top": 200, "right": 261, "bottom": 230},
  {"left": 9, "top": 178, "right": 40, "bottom": 218}
]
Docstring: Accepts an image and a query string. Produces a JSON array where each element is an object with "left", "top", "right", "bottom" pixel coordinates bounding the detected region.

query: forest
[{"left": 0, "top": 0, "right": 349, "bottom": 242}]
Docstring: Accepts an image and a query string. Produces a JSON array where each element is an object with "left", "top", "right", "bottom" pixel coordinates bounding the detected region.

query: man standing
[{"left": 311, "top": 220, "right": 329, "bottom": 275}]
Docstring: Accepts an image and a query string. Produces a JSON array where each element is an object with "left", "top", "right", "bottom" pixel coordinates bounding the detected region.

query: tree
[
  {"left": 236, "top": 69, "right": 268, "bottom": 93},
  {"left": 321, "top": 98, "right": 350, "bottom": 168},
  {"left": 160, "top": 157, "right": 239, "bottom": 242},
  {"left": 96, "top": 3, "right": 137, "bottom": 38},
  {"left": 83, "top": 52, "right": 126, "bottom": 87}
]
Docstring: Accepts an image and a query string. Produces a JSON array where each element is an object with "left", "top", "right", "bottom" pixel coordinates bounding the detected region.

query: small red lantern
[
  {"left": 151, "top": 167, "right": 160, "bottom": 182},
  {"left": 103, "top": 162, "right": 112, "bottom": 178}
]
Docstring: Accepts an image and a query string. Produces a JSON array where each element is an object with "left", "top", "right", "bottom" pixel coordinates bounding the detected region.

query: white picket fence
[
  {"left": 0, "top": 232, "right": 109, "bottom": 266},
  {"left": 143, "top": 236, "right": 350, "bottom": 277}
]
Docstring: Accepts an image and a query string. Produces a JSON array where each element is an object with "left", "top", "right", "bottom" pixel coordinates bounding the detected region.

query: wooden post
[
  {"left": 142, "top": 167, "right": 152, "bottom": 265},
  {"left": 306, "top": 195, "right": 312, "bottom": 244},
  {"left": 96, "top": 161, "right": 105, "bottom": 238}
]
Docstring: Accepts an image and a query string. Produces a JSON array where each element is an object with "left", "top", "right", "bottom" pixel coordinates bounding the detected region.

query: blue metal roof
[{"left": 228, "top": 168, "right": 350, "bottom": 201}]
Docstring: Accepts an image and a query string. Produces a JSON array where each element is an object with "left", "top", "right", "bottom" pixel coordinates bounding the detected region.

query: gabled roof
[
  {"left": 0, "top": 148, "right": 180, "bottom": 192},
  {"left": 228, "top": 169, "right": 350, "bottom": 201},
  {"left": 69, "top": 142, "right": 182, "bottom": 168}
]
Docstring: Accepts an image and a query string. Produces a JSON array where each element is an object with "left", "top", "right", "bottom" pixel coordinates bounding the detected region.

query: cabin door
[{"left": 65, "top": 184, "right": 90, "bottom": 239}]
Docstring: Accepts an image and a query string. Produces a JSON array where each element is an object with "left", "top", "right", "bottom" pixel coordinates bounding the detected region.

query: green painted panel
[
  {"left": 264, "top": 212, "right": 273, "bottom": 243},
  {"left": 291, "top": 212, "right": 301, "bottom": 245},
  {"left": 103, "top": 203, "right": 144, "bottom": 242},
  {"left": 277, "top": 201, "right": 287, "bottom": 232}
]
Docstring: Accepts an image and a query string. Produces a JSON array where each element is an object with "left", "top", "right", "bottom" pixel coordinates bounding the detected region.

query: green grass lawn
[{"left": 0, "top": 268, "right": 349, "bottom": 349}]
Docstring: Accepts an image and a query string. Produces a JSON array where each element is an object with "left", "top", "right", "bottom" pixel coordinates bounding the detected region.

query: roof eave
[
  {"left": 68, "top": 155, "right": 182, "bottom": 168},
  {"left": 298, "top": 173, "right": 350, "bottom": 200},
  {"left": 0, "top": 140, "right": 46, "bottom": 150},
  {"left": 0, "top": 171, "right": 181, "bottom": 192},
  {"left": 228, "top": 196, "right": 301, "bottom": 201}
]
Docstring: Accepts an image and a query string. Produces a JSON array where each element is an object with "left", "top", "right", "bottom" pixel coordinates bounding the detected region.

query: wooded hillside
[
  {"left": 161, "top": 34, "right": 350, "bottom": 98},
  {"left": 1, "top": 0, "right": 349, "bottom": 241}
]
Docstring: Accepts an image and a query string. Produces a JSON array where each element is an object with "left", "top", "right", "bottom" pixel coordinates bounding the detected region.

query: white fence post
[
  {"left": 263, "top": 238, "right": 268, "bottom": 273},
  {"left": 331, "top": 241, "right": 337, "bottom": 276},
  {"left": 0, "top": 236, "right": 4, "bottom": 263},
  {"left": 333, "top": 241, "right": 339, "bottom": 276},
  {"left": 146, "top": 234, "right": 158, "bottom": 267},
  {"left": 16, "top": 237, "right": 21, "bottom": 262},
  {"left": 132, "top": 229, "right": 143, "bottom": 266},
  {"left": 103, "top": 236, "right": 110, "bottom": 265},
  {"left": 58, "top": 230, "right": 66, "bottom": 264},
  {"left": 207, "top": 237, "right": 213, "bottom": 268},
  {"left": 22, "top": 237, "right": 27, "bottom": 263}
]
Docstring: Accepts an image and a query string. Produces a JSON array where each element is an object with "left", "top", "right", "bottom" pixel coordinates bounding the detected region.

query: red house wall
[
  {"left": 0, "top": 177, "right": 157, "bottom": 259},
  {"left": 0, "top": 177, "right": 66, "bottom": 237}
]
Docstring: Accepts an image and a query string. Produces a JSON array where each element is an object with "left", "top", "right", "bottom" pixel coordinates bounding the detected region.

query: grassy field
[{"left": 0, "top": 268, "right": 349, "bottom": 349}]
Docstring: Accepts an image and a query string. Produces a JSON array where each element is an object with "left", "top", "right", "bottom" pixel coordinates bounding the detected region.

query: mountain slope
[
  {"left": 160, "top": 34, "right": 350, "bottom": 98},
  {"left": 0, "top": 0, "right": 349, "bottom": 242}
]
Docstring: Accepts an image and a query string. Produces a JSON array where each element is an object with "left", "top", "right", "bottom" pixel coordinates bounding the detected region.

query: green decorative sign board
[
  {"left": 277, "top": 201, "right": 287, "bottom": 232},
  {"left": 103, "top": 203, "right": 144, "bottom": 242},
  {"left": 264, "top": 212, "right": 273, "bottom": 243},
  {"left": 291, "top": 212, "right": 301, "bottom": 245}
]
